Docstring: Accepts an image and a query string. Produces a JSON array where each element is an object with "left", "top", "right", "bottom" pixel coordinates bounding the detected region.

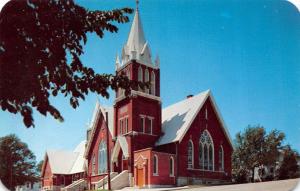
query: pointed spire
[
  {"left": 121, "top": 1, "right": 153, "bottom": 66},
  {"left": 115, "top": 53, "right": 120, "bottom": 70},
  {"left": 126, "top": 7, "right": 146, "bottom": 52},
  {"left": 155, "top": 55, "right": 160, "bottom": 67}
]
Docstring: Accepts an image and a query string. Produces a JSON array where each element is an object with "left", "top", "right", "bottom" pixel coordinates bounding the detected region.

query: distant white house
[
  {"left": 15, "top": 181, "right": 41, "bottom": 191},
  {"left": 252, "top": 149, "right": 300, "bottom": 182}
]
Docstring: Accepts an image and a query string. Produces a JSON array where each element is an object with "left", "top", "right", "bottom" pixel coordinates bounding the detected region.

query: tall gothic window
[
  {"left": 219, "top": 146, "right": 224, "bottom": 171},
  {"left": 150, "top": 71, "right": 155, "bottom": 95},
  {"left": 208, "top": 145, "right": 213, "bottom": 170},
  {"left": 145, "top": 68, "right": 149, "bottom": 93},
  {"left": 98, "top": 141, "right": 107, "bottom": 174},
  {"left": 187, "top": 140, "right": 194, "bottom": 169},
  {"left": 199, "top": 130, "right": 214, "bottom": 171},
  {"left": 199, "top": 142, "right": 203, "bottom": 169},
  {"left": 92, "top": 155, "right": 96, "bottom": 175},
  {"left": 126, "top": 68, "right": 131, "bottom": 80},
  {"left": 140, "top": 116, "right": 145, "bottom": 132},
  {"left": 170, "top": 157, "right": 174, "bottom": 176},
  {"left": 153, "top": 155, "right": 158, "bottom": 175},
  {"left": 138, "top": 66, "right": 143, "bottom": 91}
]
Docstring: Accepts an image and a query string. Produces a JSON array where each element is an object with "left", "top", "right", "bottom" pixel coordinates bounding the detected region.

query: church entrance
[
  {"left": 122, "top": 155, "right": 128, "bottom": 171},
  {"left": 137, "top": 168, "right": 144, "bottom": 188}
]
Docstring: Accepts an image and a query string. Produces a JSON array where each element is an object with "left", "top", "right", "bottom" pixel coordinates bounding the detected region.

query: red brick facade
[
  {"left": 85, "top": 60, "right": 233, "bottom": 188},
  {"left": 174, "top": 98, "right": 232, "bottom": 184},
  {"left": 85, "top": 7, "right": 233, "bottom": 189},
  {"left": 86, "top": 111, "right": 114, "bottom": 186}
]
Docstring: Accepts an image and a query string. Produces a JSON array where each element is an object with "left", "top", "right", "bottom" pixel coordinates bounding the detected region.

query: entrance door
[
  {"left": 121, "top": 154, "right": 128, "bottom": 171},
  {"left": 137, "top": 168, "right": 144, "bottom": 188}
]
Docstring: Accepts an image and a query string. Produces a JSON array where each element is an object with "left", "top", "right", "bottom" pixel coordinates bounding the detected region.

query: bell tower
[{"left": 114, "top": 4, "right": 161, "bottom": 152}]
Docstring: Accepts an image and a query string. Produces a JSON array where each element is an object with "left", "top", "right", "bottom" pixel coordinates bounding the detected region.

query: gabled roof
[
  {"left": 42, "top": 141, "right": 86, "bottom": 175},
  {"left": 111, "top": 135, "right": 129, "bottom": 163},
  {"left": 84, "top": 101, "right": 114, "bottom": 158},
  {"left": 46, "top": 150, "right": 78, "bottom": 174},
  {"left": 156, "top": 90, "right": 233, "bottom": 148},
  {"left": 70, "top": 141, "right": 86, "bottom": 174}
]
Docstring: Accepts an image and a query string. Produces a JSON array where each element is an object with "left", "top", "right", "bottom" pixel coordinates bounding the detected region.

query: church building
[{"left": 84, "top": 5, "right": 233, "bottom": 190}]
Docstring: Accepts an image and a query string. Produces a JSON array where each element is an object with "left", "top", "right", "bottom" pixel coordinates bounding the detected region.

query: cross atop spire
[{"left": 136, "top": 0, "right": 139, "bottom": 11}]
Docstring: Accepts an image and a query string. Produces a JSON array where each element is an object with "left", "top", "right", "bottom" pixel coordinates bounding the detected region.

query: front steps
[
  {"left": 95, "top": 170, "right": 130, "bottom": 190},
  {"left": 61, "top": 178, "right": 87, "bottom": 191}
]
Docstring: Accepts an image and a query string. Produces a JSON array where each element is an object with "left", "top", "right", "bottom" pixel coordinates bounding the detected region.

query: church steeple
[{"left": 120, "top": 3, "right": 153, "bottom": 67}]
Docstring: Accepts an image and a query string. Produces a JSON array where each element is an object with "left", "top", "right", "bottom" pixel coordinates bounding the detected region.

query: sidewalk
[{"left": 117, "top": 186, "right": 188, "bottom": 191}]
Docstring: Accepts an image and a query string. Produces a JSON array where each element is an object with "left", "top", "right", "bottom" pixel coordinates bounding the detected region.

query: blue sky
[{"left": 0, "top": 0, "right": 300, "bottom": 162}]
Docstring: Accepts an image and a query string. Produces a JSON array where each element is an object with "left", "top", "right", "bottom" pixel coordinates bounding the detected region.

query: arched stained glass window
[
  {"left": 145, "top": 69, "right": 149, "bottom": 93},
  {"left": 199, "top": 142, "right": 203, "bottom": 169},
  {"left": 98, "top": 141, "right": 107, "bottom": 174},
  {"left": 187, "top": 140, "right": 194, "bottom": 169},
  {"left": 199, "top": 130, "right": 214, "bottom": 171},
  {"left": 219, "top": 146, "right": 224, "bottom": 171},
  {"left": 209, "top": 145, "right": 213, "bottom": 170},
  {"left": 138, "top": 66, "right": 143, "bottom": 91},
  {"left": 150, "top": 71, "right": 155, "bottom": 95}
]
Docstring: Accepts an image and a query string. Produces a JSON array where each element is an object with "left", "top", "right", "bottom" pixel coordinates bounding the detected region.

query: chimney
[{"left": 186, "top": 94, "right": 193, "bottom": 99}]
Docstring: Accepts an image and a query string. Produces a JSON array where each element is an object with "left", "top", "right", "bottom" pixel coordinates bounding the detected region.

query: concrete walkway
[
  {"left": 118, "top": 178, "right": 300, "bottom": 191},
  {"left": 117, "top": 186, "right": 188, "bottom": 191},
  {"left": 187, "top": 178, "right": 300, "bottom": 191}
]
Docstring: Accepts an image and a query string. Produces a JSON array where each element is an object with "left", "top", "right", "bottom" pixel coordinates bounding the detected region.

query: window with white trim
[
  {"left": 187, "top": 140, "right": 194, "bottom": 169},
  {"left": 199, "top": 130, "right": 214, "bottom": 171},
  {"left": 150, "top": 71, "right": 155, "bottom": 95},
  {"left": 92, "top": 155, "right": 96, "bottom": 175},
  {"left": 146, "top": 117, "right": 153, "bottom": 134},
  {"left": 138, "top": 66, "right": 143, "bottom": 91},
  {"left": 119, "top": 117, "right": 129, "bottom": 135},
  {"left": 140, "top": 116, "right": 145, "bottom": 132},
  {"left": 98, "top": 141, "right": 107, "bottom": 174},
  {"left": 219, "top": 146, "right": 224, "bottom": 171},
  {"left": 125, "top": 117, "right": 128, "bottom": 133},
  {"left": 126, "top": 68, "right": 131, "bottom": 80},
  {"left": 145, "top": 68, "right": 149, "bottom": 93},
  {"left": 149, "top": 118, "right": 153, "bottom": 134},
  {"left": 153, "top": 155, "right": 158, "bottom": 175},
  {"left": 170, "top": 157, "right": 174, "bottom": 176},
  {"left": 199, "top": 142, "right": 203, "bottom": 169}
]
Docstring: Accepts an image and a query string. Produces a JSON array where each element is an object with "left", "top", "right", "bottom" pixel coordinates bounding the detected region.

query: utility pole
[{"left": 105, "top": 111, "right": 111, "bottom": 190}]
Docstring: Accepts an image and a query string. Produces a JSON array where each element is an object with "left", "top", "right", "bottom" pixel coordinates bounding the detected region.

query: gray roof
[
  {"left": 156, "top": 90, "right": 233, "bottom": 147},
  {"left": 44, "top": 141, "right": 86, "bottom": 175}
]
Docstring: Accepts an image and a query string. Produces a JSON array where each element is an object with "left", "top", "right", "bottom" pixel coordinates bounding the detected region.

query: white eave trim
[
  {"left": 176, "top": 91, "right": 233, "bottom": 149},
  {"left": 115, "top": 90, "right": 161, "bottom": 103},
  {"left": 116, "top": 59, "right": 159, "bottom": 72}
]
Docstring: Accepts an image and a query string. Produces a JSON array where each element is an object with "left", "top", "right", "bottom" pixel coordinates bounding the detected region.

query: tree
[
  {"left": 0, "top": 0, "right": 136, "bottom": 127},
  {"left": 277, "top": 145, "right": 299, "bottom": 180},
  {"left": 232, "top": 125, "right": 285, "bottom": 183},
  {"left": 0, "top": 134, "right": 37, "bottom": 190},
  {"left": 36, "top": 160, "right": 44, "bottom": 176}
]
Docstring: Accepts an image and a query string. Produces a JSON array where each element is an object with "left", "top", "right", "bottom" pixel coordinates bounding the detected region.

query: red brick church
[{"left": 84, "top": 5, "right": 233, "bottom": 190}]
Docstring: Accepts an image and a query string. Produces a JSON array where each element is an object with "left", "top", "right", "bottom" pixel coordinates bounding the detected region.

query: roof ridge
[{"left": 162, "top": 89, "right": 210, "bottom": 110}]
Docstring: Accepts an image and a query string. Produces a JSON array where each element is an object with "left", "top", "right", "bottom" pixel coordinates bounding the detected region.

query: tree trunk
[{"left": 252, "top": 167, "right": 255, "bottom": 182}]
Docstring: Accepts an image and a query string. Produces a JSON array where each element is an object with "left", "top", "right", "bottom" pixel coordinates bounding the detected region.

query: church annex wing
[{"left": 156, "top": 90, "right": 233, "bottom": 148}]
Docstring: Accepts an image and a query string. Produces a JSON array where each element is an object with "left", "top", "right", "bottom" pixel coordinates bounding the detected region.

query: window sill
[
  {"left": 169, "top": 175, "right": 175, "bottom": 177},
  {"left": 153, "top": 173, "right": 159, "bottom": 176},
  {"left": 188, "top": 168, "right": 216, "bottom": 172}
]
